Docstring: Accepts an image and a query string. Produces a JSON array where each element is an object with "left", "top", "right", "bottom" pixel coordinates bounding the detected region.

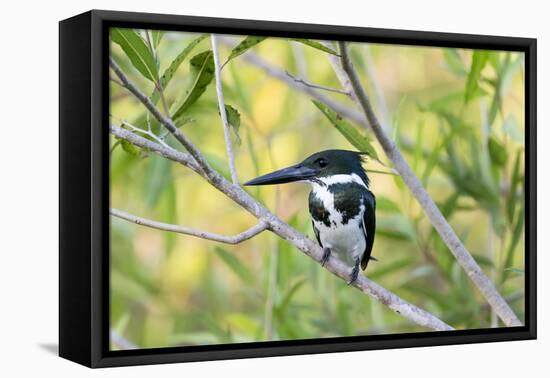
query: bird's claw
[
  {"left": 321, "top": 248, "right": 331, "bottom": 267},
  {"left": 347, "top": 259, "right": 360, "bottom": 285}
]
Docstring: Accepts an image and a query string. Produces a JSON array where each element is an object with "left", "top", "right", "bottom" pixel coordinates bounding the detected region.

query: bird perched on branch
[{"left": 245, "top": 150, "right": 376, "bottom": 284}]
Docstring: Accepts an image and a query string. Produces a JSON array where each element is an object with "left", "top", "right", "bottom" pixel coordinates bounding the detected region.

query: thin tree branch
[
  {"left": 216, "top": 39, "right": 365, "bottom": 122},
  {"left": 109, "top": 57, "right": 213, "bottom": 178},
  {"left": 211, "top": 34, "right": 240, "bottom": 185},
  {"left": 110, "top": 115, "right": 170, "bottom": 148},
  {"left": 337, "top": 41, "right": 522, "bottom": 327},
  {"left": 284, "top": 71, "right": 351, "bottom": 96},
  {"left": 111, "top": 125, "right": 453, "bottom": 332},
  {"left": 111, "top": 208, "right": 268, "bottom": 244},
  {"left": 110, "top": 124, "right": 200, "bottom": 172}
]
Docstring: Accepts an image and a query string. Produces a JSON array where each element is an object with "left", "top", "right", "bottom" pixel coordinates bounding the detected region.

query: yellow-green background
[{"left": 109, "top": 30, "right": 525, "bottom": 349}]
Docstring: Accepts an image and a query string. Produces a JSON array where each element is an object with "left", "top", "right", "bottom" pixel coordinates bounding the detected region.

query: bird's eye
[{"left": 317, "top": 158, "right": 328, "bottom": 168}]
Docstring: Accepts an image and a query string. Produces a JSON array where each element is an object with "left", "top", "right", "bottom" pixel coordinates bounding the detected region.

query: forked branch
[
  {"left": 211, "top": 34, "right": 240, "bottom": 185},
  {"left": 111, "top": 208, "right": 268, "bottom": 244},
  {"left": 109, "top": 57, "right": 454, "bottom": 332},
  {"left": 337, "top": 41, "right": 522, "bottom": 327}
]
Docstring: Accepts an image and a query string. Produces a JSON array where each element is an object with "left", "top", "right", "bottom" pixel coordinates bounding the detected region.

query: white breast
[{"left": 310, "top": 174, "right": 367, "bottom": 266}]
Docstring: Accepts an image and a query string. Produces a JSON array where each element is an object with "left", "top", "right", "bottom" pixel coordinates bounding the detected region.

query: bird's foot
[
  {"left": 321, "top": 248, "right": 331, "bottom": 267},
  {"left": 347, "top": 258, "right": 360, "bottom": 285}
]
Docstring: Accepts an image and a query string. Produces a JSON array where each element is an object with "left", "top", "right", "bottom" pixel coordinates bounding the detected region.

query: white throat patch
[{"left": 314, "top": 173, "right": 368, "bottom": 189}]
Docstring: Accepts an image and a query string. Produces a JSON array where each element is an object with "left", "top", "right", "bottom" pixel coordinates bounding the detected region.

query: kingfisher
[{"left": 244, "top": 149, "right": 376, "bottom": 284}]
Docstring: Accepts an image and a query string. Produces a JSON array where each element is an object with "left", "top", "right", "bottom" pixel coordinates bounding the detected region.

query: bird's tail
[{"left": 369, "top": 256, "right": 378, "bottom": 262}]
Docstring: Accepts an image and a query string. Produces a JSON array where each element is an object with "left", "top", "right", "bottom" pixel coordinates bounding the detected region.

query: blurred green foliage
[{"left": 109, "top": 28, "right": 525, "bottom": 350}]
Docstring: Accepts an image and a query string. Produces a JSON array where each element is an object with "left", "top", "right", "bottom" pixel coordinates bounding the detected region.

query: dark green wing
[
  {"left": 360, "top": 189, "right": 376, "bottom": 270},
  {"left": 311, "top": 220, "right": 323, "bottom": 247}
]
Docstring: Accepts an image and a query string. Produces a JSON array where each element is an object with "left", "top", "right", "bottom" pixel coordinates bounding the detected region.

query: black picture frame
[{"left": 59, "top": 9, "right": 537, "bottom": 368}]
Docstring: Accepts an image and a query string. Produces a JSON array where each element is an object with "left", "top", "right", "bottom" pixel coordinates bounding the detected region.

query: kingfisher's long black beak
[{"left": 244, "top": 164, "right": 319, "bottom": 186}]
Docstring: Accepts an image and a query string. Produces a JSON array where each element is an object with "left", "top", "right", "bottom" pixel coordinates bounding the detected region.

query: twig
[
  {"left": 109, "top": 56, "right": 454, "bottom": 331},
  {"left": 109, "top": 74, "right": 125, "bottom": 87},
  {"left": 211, "top": 34, "right": 240, "bottom": 185},
  {"left": 337, "top": 41, "right": 522, "bottom": 327},
  {"left": 216, "top": 39, "right": 364, "bottom": 122},
  {"left": 110, "top": 124, "right": 200, "bottom": 172},
  {"left": 110, "top": 115, "right": 170, "bottom": 148},
  {"left": 111, "top": 208, "right": 268, "bottom": 244},
  {"left": 111, "top": 124, "right": 453, "bottom": 332},
  {"left": 285, "top": 71, "right": 351, "bottom": 96},
  {"left": 110, "top": 57, "right": 212, "bottom": 178}
]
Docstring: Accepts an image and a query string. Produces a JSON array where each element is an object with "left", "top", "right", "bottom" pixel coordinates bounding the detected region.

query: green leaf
[
  {"left": 465, "top": 50, "right": 489, "bottom": 103},
  {"left": 222, "top": 104, "right": 241, "bottom": 144},
  {"left": 215, "top": 247, "right": 255, "bottom": 284},
  {"left": 151, "top": 30, "right": 163, "bottom": 48},
  {"left": 144, "top": 155, "right": 172, "bottom": 209},
  {"left": 443, "top": 49, "right": 466, "bottom": 76},
  {"left": 424, "top": 89, "right": 486, "bottom": 113},
  {"left": 117, "top": 137, "right": 149, "bottom": 159},
  {"left": 471, "top": 253, "right": 494, "bottom": 268},
  {"left": 507, "top": 150, "right": 523, "bottom": 224},
  {"left": 488, "top": 135, "right": 507, "bottom": 166},
  {"left": 377, "top": 214, "right": 416, "bottom": 241},
  {"left": 278, "top": 278, "right": 307, "bottom": 316},
  {"left": 225, "top": 36, "right": 267, "bottom": 65},
  {"left": 291, "top": 39, "right": 339, "bottom": 55},
  {"left": 312, "top": 100, "right": 379, "bottom": 159},
  {"left": 376, "top": 196, "right": 401, "bottom": 213},
  {"left": 171, "top": 50, "right": 215, "bottom": 120},
  {"left": 501, "top": 206, "right": 524, "bottom": 284},
  {"left": 504, "top": 267, "right": 524, "bottom": 274},
  {"left": 111, "top": 28, "right": 159, "bottom": 82},
  {"left": 151, "top": 34, "right": 207, "bottom": 103},
  {"left": 367, "top": 258, "right": 413, "bottom": 280}
]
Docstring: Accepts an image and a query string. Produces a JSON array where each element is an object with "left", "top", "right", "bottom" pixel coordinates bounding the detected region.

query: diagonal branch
[
  {"left": 110, "top": 57, "right": 213, "bottom": 178},
  {"left": 284, "top": 71, "right": 351, "bottom": 96},
  {"left": 111, "top": 126, "right": 453, "bottom": 332},
  {"left": 111, "top": 208, "right": 268, "bottom": 244},
  {"left": 211, "top": 34, "right": 240, "bottom": 185},
  {"left": 337, "top": 41, "right": 521, "bottom": 327},
  {"left": 110, "top": 124, "right": 200, "bottom": 172}
]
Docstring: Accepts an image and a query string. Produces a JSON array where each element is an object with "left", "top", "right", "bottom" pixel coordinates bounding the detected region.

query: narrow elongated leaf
[
  {"left": 151, "top": 34, "right": 207, "bottom": 103},
  {"left": 291, "top": 39, "right": 339, "bottom": 55},
  {"left": 488, "top": 135, "right": 507, "bottom": 166},
  {"left": 222, "top": 104, "right": 241, "bottom": 144},
  {"left": 377, "top": 214, "right": 416, "bottom": 241},
  {"left": 376, "top": 196, "right": 401, "bottom": 213},
  {"left": 144, "top": 155, "right": 172, "bottom": 209},
  {"left": 225, "top": 36, "right": 267, "bottom": 65},
  {"left": 116, "top": 137, "right": 149, "bottom": 159},
  {"left": 501, "top": 206, "right": 524, "bottom": 283},
  {"left": 471, "top": 253, "right": 494, "bottom": 268},
  {"left": 507, "top": 150, "right": 523, "bottom": 224},
  {"left": 215, "top": 247, "right": 255, "bottom": 284},
  {"left": 465, "top": 50, "right": 489, "bottom": 103},
  {"left": 171, "top": 50, "right": 215, "bottom": 120},
  {"left": 151, "top": 30, "right": 163, "bottom": 48},
  {"left": 278, "top": 279, "right": 307, "bottom": 315},
  {"left": 443, "top": 49, "right": 466, "bottom": 76},
  {"left": 111, "top": 28, "right": 159, "bottom": 82},
  {"left": 312, "top": 100, "right": 379, "bottom": 159},
  {"left": 367, "top": 258, "right": 413, "bottom": 280}
]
